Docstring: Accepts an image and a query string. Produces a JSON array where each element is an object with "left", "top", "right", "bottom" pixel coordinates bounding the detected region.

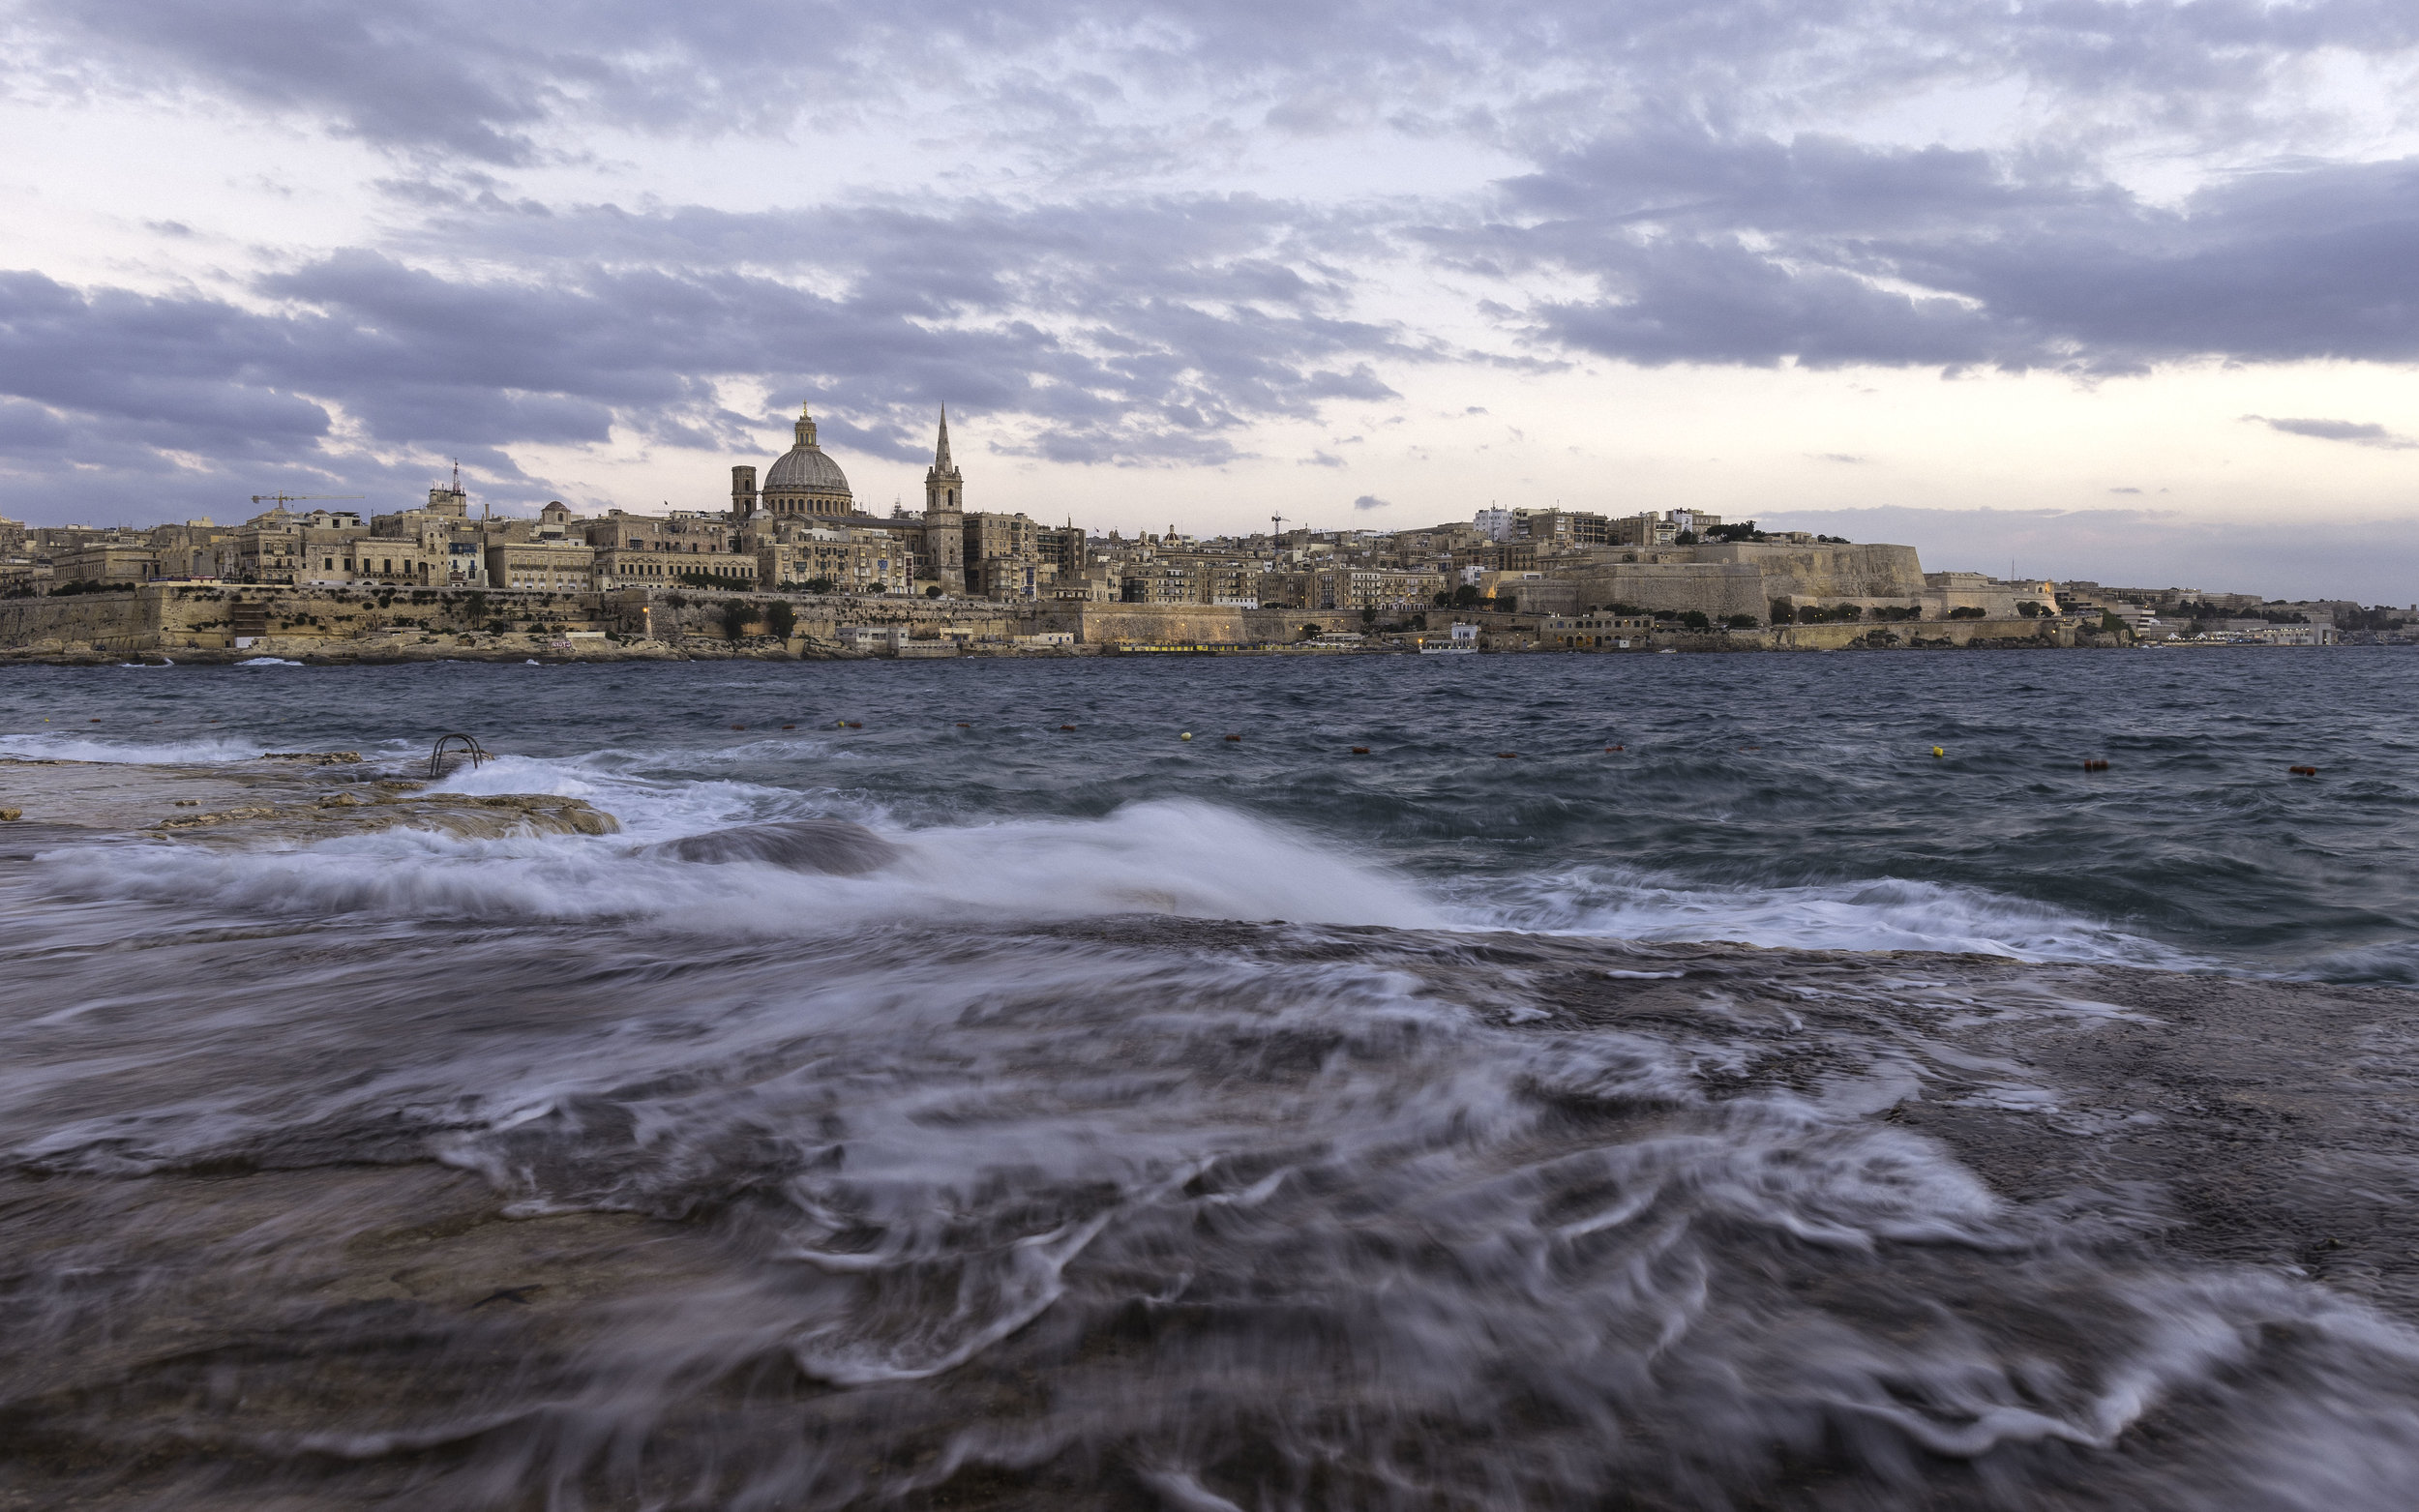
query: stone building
[
  {"left": 146, "top": 520, "right": 229, "bottom": 580},
  {"left": 923, "top": 408, "right": 967, "bottom": 592},
  {"left": 721, "top": 403, "right": 1047, "bottom": 598},
  {"left": 50, "top": 542, "right": 160, "bottom": 586},
  {"left": 316, "top": 533, "right": 444, "bottom": 586},
  {"left": 754, "top": 523, "right": 910, "bottom": 596},
  {"left": 486, "top": 540, "right": 600, "bottom": 592},
  {"left": 735, "top": 405, "right": 854, "bottom": 521},
  {"left": 585, "top": 511, "right": 747, "bottom": 587},
  {"left": 222, "top": 511, "right": 305, "bottom": 584}
]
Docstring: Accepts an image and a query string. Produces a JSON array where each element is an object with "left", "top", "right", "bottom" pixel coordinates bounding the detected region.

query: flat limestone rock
[
  {"left": 154, "top": 791, "right": 618, "bottom": 841},
  {"left": 0, "top": 755, "right": 617, "bottom": 840}
]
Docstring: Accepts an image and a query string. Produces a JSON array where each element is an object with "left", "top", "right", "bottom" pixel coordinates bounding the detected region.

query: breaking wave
[
  {"left": 1462, "top": 864, "right": 2197, "bottom": 967},
  {"left": 7, "top": 654, "right": 2419, "bottom": 1508},
  {"left": 0, "top": 730, "right": 276, "bottom": 764}
]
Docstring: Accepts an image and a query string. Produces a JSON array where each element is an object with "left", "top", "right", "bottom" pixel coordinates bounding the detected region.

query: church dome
[
  {"left": 765, "top": 442, "right": 850, "bottom": 493},
  {"left": 763, "top": 404, "right": 852, "bottom": 497}
]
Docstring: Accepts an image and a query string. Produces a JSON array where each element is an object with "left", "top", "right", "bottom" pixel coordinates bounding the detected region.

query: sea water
[{"left": 2, "top": 648, "right": 2416, "bottom": 1508}]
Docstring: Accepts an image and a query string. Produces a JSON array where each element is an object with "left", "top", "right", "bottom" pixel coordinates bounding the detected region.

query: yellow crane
[{"left": 249, "top": 492, "right": 363, "bottom": 510}]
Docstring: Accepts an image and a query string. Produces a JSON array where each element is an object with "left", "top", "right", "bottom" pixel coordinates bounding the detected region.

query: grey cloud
[
  {"left": 0, "top": 272, "right": 336, "bottom": 457},
  {"left": 368, "top": 193, "right": 1418, "bottom": 463},
  {"left": 12, "top": 0, "right": 2419, "bottom": 509},
  {"left": 1471, "top": 126, "right": 2419, "bottom": 372},
  {"left": 2250, "top": 415, "right": 2418, "bottom": 449},
  {"left": 0, "top": 183, "right": 1430, "bottom": 516},
  {"left": 1352, "top": 493, "right": 1389, "bottom": 509},
  {"left": 21, "top": 0, "right": 2419, "bottom": 166}
]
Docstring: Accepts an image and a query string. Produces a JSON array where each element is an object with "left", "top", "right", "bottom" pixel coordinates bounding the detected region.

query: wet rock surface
[
  {"left": 4, "top": 922, "right": 2419, "bottom": 1510},
  {"left": 154, "top": 790, "right": 618, "bottom": 841},
  {"left": 0, "top": 756, "right": 617, "bottom": 841},
  {"left": 650, "top": 816, "right": 900, "bottom": 874}
]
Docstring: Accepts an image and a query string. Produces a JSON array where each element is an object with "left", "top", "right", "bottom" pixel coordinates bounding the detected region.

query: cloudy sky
[{"left": 5, "top": 0, "right": 2418, "bottom": 597}]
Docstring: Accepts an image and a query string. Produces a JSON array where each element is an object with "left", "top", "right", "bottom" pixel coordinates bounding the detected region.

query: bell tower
[
  {"left": 922, "top": 407, "right": 965, "bottom": 592},
  {"left": 731, "top": 465, "right": 757, "bottom": 522}
]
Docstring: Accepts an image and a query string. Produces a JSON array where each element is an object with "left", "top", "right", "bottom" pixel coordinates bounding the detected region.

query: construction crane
[
  {"left": 1269, "top": 512, "right": 1286, "bottom": 538},
  {"left": 249, "top": 492, "right": 363, "bottom": 510}
]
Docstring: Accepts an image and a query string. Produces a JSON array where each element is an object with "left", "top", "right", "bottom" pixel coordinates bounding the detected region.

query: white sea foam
[
  {"left": 425, "top": 750, "right": 836, "bottom": 844},
  {"left": 4, "top": 736, "right": 2192, "bottom": 961},
  {"left": 1457, "top": 865, "right": 2194, "bottom": 968},
  {"left": 237, "top": 656, "right": 304, "bottom": 667},
  {"left": 36, "top": 797, "right": 1447, "bottom": 933},
  {"left": 0, "top": 731, "right": 274, "bottom": 765},
  {"left": 24, "top": 750, "right": 2180, "bottom": 959}
]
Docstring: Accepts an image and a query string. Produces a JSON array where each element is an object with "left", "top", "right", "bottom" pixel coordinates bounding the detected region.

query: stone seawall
[
  {"left": 1771, "top": 616, "right": 2073, "bottom": 650},
  {"left": 1565, "top": 563, "right": 1771, "bottom": 620},
  {"left": 1042, "top": 604, "right": 1251, "bottom": 645},
  {"left": 1698, "top": 543, "right": 1929, "bottom": 601},
  {"left": 2, "top": 582, "right": 2081, "bottom": 661},
  {"left": 0, "top": 590, "right": 161, "bottom": 654}
]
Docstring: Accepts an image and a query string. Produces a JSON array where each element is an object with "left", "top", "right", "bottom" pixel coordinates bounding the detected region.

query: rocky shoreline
[
  {"left": 2, "top": 917, "right": 2414, "bottom": 1509},
  {"left": 5, "top": 743, "right": 2418, "bottom": 1508},
  {"left": 0, "top": 753, "right": 616, "bottom": 841}
]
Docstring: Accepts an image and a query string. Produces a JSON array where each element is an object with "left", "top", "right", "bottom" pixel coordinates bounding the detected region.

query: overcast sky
[{"left": 4, "top": 0, "right": 2418, "bottom": 597}]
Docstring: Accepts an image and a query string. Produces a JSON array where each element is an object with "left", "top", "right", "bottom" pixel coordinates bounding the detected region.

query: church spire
[
  {"left": 924, "top": 405, "right": 964, "bottom": 518},
  {"left": 921, "top": 405, "right": 966, "bottom": 592},
  {"left": 794, "top": 402, "right": 818, "bottom": 448}
]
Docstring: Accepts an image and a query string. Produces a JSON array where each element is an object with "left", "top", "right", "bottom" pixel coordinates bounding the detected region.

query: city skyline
[{"left": 4, "top": 1, "right": 2418, "bottom": 597}]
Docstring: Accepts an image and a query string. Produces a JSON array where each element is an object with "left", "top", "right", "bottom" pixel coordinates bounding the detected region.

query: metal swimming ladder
[{"left": 429, "top": 733, "right": 493, "bottom": 779}]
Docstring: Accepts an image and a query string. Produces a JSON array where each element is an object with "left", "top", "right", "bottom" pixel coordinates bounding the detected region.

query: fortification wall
[
  {"left": 0, "top": 591, "right": 159, "bottom": 654},
  {"left": 1566, "top": 563, "right": 1771, "bottom": 619},
  {"left": 155, "top": 585, "right": 604, "bottom": 646},
  {"left": 1070, "top": 603, "right": 1251, "bottom": 645},
  {"left": 1698, "top": 543, "right": 1926, "bottom": 601},
  {"left": 618, "top": 593, "right": 1024, "bottom": 645},
  {"left": 1772, "top": 617, "right": 2071, "bottom": 650}
]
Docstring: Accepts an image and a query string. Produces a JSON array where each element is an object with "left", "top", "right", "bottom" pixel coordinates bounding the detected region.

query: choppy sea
[{"left": 3, "top": 648, "right": 2417, "bottom": 1509}]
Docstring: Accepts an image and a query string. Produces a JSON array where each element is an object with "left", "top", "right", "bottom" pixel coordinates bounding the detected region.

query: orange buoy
[
  {"left": 781, "top": 724, "right": 795, "bottom": 730},
  {"left": 731, "top": 724, "right": 745, "bottom": 730},
  {"left": 1351, "top": 746, "right": 1370, "bottom": 755},
  {"left": 1605, "top": 745, "right": 1624, "bottom": 753},
  {"left": 2083, "top": 758, "right": 2109, "bottom": 771},
  {"left": 847, "top": 722, "right": 862, "bottom": 728},
  {"left": 1224, "top": 734, "right": 1242, "bottom": 742},
  {"left": 956, "top": 722, "right": 971, "bottom": 727},
  {"left": 2291, "top": 764, "right": 2319, "bottom": 776},
  {"left": 1060, "top": 725, "right": 1078, "bottom": 731},
  {"left": 1496, "top": 752, "right": 1518, "bottom": 758}
]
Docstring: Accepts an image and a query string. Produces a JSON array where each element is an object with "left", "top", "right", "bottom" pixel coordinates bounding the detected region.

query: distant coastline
[{"left": 0, "top": 580, "right": 2135, "bottom": 666}]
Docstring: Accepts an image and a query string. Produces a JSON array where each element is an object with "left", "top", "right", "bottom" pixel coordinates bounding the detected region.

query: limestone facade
[
  {"left": 487, "top": 541, "right": 600, "bottom": 592},
  {"left": 583, "top": 512, "right": 746, "bottom": 587}
]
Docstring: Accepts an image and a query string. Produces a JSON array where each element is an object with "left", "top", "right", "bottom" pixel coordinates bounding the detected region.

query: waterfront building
[{"left": 586, "top": 510, "right": 746, "bottom": 587}]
